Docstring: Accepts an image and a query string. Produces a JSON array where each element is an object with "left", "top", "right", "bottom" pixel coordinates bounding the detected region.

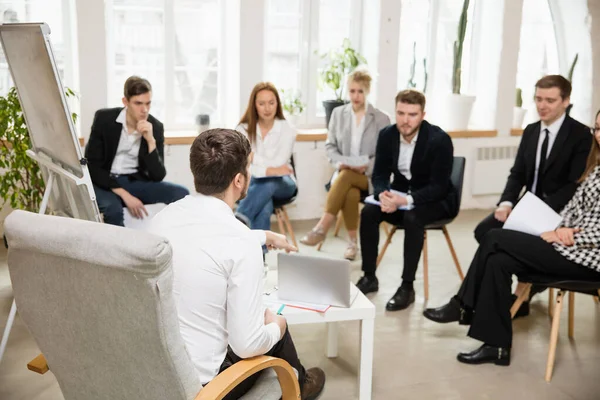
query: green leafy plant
[
  {"left": 280, "top": 88, "right": 305, "bottom": 116},
  {"left": 567, "top": 53, "right": 579, "bottom": 83},
  {"left": 515, "top": 88, "right": 523, "bottom": 108},
  {"left": 452, "top": 0, "right": 470, "bottom": 94},
  {"left": 407, "top": 42, "right": 429, "bottom": 92},
  {"left": 318, "top": 38, "right": 366, "bottom": 101},
  {"left": 0, "top": 87, "right": 78, "bottom": 212}
]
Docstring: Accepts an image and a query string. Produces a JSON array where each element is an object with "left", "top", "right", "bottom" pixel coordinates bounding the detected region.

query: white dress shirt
[
  {"left": 148, "top": 194, "right": 279, "bottom": 384},
  {"left": 500, "top": 112, "right": 565, "bottom": 208},
  {"left": 397, "top": 133, "right": 418, "bottom": 205},
  {"left": 350, "top": 107, "right": 366, "bottom": 157},
  {"left": 236, "top": 119, "right": 296, "bottom": 177},
  {"left": 110, "top": 108, "right": 142, "bottom": 175}
]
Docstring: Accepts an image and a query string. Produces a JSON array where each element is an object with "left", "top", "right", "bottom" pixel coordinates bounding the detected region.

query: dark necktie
[{"left": 535, "top": 128, "right": 549, "bottom": 198}]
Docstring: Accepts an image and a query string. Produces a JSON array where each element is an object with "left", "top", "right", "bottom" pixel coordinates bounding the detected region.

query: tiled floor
[{"left": 1, "top": 209, "right": 599, "bottom": 399}]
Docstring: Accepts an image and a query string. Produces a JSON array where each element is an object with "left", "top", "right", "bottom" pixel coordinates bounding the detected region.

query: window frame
[{"left": 105, "top": 0, "right": 227, "bottom": 131}]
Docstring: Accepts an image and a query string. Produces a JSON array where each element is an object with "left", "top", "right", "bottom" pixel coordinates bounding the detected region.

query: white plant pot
[
  {"left": 512, "top": 107, "right": 527, "bottom": 129},
  {"left": 428, "top": 94, "right": 476, "bottom": 132}
]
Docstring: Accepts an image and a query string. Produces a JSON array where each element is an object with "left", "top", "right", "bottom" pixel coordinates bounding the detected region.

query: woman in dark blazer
[
  {"left": 300, "top": 68, "right": 389, "bottom": 260},
  {"left": 423, "top": 109, "right": 600, "bottom": 366}
]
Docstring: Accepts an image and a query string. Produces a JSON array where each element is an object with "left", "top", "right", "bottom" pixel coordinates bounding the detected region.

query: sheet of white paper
[
  {"left": 503, "top": 192, "right": 562, "bottom": 236},
  {"left": 364, "top": 189, "right": 414, "bottom": 211},
  {"left": 343, "top": 155, "right": 369, "bottom": 167},
  {"left": 263, "top": 292, "right": 330, "bottom": 313}
]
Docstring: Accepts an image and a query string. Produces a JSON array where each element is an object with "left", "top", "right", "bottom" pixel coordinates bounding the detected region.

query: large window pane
[
  {"left": 109, "top": 0, "right": 165, "bottom": 119},
  {"left": 0, "top": 0, "right": 71, "bottom": 96},
  {"left": 107, "top": 0, "right": 222, "bottom": 128},
  {"left": 516, "top": 0, "right": 560, "bottom": 125},
  {"left": 265, "top": 0, "right": 302, "bottom": 92},
  {"left": 173, "top": 0, "right": 220, "bottom": 125},
  {"left": 397, "top": 0, "right": 430, "bottom": 92}
]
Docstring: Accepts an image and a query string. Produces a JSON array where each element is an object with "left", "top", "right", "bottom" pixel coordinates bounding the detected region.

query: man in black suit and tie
[
  {"left": 356, "top": 90, "right": 457, "bottom": 311},
  {"left": 85, "top": 76, "right": 189, "bottom": 226},
  {"left": 471, "top": 75, "right": 591, "bottom": 315},
  {"left": 474, "top": 75, "right": 591, "bottom": 241}
]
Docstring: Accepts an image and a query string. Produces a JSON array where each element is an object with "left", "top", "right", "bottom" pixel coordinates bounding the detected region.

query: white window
[
  {"left": 0, "top": 0, "right": 76, "bottom": 97},
  {"left": 397, "top": 0, "right": 431, "bottom": 93},
  {"left": 106, "top": 0, "right": 224, "bottom": 130},
  {"left": 264, "top": 0, "right": 365, "bottom": 127},
  {"left": 516, "top": 0, "right": 560, "bottom": 126},
  {"left": 426, "top": 0, "right": 475, "bottom": 97}
]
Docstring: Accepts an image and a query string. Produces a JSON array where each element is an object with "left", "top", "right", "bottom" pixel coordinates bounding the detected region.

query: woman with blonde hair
[
  {"left": 300, "top": 67, "right": 390, "bottom": 260},
  {"left": 423, "top": 110, "right": 600, "bottom": 366},
  {"left": 236, "top": 82, "right": 297, "bottom": 236}
]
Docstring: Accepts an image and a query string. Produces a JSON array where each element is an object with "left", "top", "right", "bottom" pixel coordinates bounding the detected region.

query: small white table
[{"left": 263, "top": 272, "right": 376, "bottom": 400}]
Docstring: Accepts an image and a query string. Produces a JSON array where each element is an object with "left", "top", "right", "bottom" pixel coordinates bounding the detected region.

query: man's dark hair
[
  {"left": 124, "top": 76, "right": 152, "bottom": 100},
  {"left": 190, "top": 128, "right": 251, "bottom": 195},
  {"left": 395, "top": 89, "right": 426, "bottom": 111},
  {"left": 535, "top": 75, "right": 572, "bottom": 99}
]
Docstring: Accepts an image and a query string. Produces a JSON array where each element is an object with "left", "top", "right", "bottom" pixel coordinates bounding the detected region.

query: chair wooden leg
[
  {"left": 334, "top": 212, "right": 344, "bottom": 237},
  {"left": 383, "top": 222, "right": 390, "bottom": 236},
  {"left": 568, "top": 291, "right": 575, "bottom": 339},
  {"left": 442, "top": 226, "right": 464, "bottom": 280},
  {"left": 545, "top": 290, "right": 565, "bottom": 382},
  {"left": 376, "top": 227, "right": 397, "bottom": 267},
  {"left": 423, "top": 231, "right": 429, "bottom": 301},
  {"left": 511, "top": 283, "right": 532, "bottom": 319},
  {"left": 548, "top": 288, "right": 555, "bottom": 318},
  {"left": 280, "top": 207, "right": 298, "bottom": 250},
  {"left": 275, "top": 209, "right": 286, "bottom": 237}
]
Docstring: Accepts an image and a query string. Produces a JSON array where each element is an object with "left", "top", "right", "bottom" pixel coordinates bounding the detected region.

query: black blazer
[
  {"left": 500, "top": 115, "right": 591, "bottom": 212},
  {"left": 372, "top": 120, "right": 456, "bottom": 214},
  {"left": 85, "top": 107, "right": 167, "bottom": 190}
]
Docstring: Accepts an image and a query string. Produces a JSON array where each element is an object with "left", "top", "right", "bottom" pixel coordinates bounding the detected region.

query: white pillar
[
  {"left": 375, "top": 0, "right": 402, "bottom": 117},
  {"left": 239, "top": 0, "right": 265, "bottom": 116},
  {"left": 589, "top": 0, "right": 600, "bottom": 116},
  {"left": 494, "top": 0, "right": 523, "bottom": 136},
  {"left": 74, "top": 0, "right": 108, "bottom": 141}
]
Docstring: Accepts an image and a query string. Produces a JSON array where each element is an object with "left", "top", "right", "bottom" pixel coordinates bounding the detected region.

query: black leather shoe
[
  {"left": 511, "top": 294, "right": 530, "bottom": 319},
  {"left": 386, "top": 287, "right": 415, "bottom": 311},
  {"left": 423, "top": 297, "right": 465, "bottom": 324},
  {"left": 356, "top": 276, "right": 379, "bottom": 294},
  {"left": 457, "top": 344, "right": 510, "bottom": 366}
]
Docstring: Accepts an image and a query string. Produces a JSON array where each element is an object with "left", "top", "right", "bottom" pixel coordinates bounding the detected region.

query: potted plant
[
  {"left": 512, "top": 88, "right": 527, "bottom": 129},
  {"left": 430, "top": 0, "right": 475, "bottom": 131},
  {"left": 280, "top": 88, "right": 305, "bottom": 127},
  {"left": 0, "top": 87, "right": 78, "bottom": 214},
  {"left": 318, "top": 38, "right": 366, "bottom": 126},
  {"left": 566, "top": 53, "right": 578, "bottom": 115},
  {"left": 406, "top": 41, "right": 429, "bottom": 92}
]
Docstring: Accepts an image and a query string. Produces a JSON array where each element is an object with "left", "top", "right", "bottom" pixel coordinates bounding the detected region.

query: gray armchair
[{"left": 4, "top": 210, "right": 299, "bottom": 400}]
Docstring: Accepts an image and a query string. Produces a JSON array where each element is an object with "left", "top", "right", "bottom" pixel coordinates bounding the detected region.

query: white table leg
[
  {"left": 326, "top": 322, "right": 339, "bottom": 358},
  {"left": 359, "top": 318, "right": 375, "bottom": 400},
  {"left": 0, "top": 299, "right": 17, "bottom": 362}
]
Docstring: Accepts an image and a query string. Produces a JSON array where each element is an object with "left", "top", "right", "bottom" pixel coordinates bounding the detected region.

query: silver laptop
[{"left": 277, "top": 253, "right": 357, "bottom": 307}]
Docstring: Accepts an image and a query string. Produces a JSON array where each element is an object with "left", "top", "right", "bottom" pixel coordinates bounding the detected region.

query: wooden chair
[
  {"left": 375, "top": 157, "right": 466, "bottom": 300},
  {"left": 273, "top": 155, "right": 299, "bottom": 249},
  {"left": 511, "top": 276, "right": 600, "bottom": 382},
  {"left": 4, "top": 210, "right": 299, "bottom": 400}
]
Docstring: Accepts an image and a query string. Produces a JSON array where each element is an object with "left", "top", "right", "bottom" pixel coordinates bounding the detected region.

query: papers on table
[
  {"left": 263, "top": 291, "right": 331, "bottom": 313},
  {"left": 364, "top": 189, "right": 414, "bottom": 211},
  {"left": 503, "top": 192, "right": 562, "bottom": 236},
  {"left": 342, "top": 155, "right": 369, "bottom": 167}
]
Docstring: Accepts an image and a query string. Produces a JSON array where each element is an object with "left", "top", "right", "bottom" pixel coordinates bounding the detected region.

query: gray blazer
[{"left": 325, "top": 103, "right": 390, "bottom": 193}]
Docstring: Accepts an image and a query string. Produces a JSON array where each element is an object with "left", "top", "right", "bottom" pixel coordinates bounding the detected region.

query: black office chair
[
  {"left": 272, "top": 155, "right": 298, "bottom": 249},
  {"left": 376, "top": 156, "right": 466, "bottom": 300},
  {"left": 511, "top": 275, "right": 600, "bottom": 382}
]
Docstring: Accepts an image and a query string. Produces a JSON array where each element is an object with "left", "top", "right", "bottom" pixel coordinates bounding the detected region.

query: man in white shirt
[
  {"left": 85, "top": 76, "right": 189, "bottom": 226},
  {"left": 470, "top": 75, "right": 591, "bottom": 317},
  {"left": 356, "top": 90, "right": 457, "bottom": 311},
  {"left": 149, "top": 128, "right": 325, "bottom": 400}
]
